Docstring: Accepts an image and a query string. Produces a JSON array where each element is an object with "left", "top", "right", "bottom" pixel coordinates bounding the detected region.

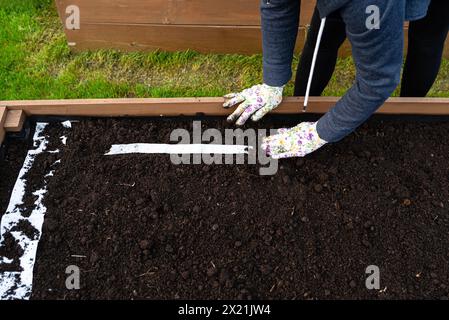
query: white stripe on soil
[
  {"left": 105, "top": 143, "right": 251, "bottom": 155},
  {"left": 0, "top": 122, "right": 69, "bottom": 300},
  {"left": 0, "top": 123, "right": 49, "bottom": 299}
]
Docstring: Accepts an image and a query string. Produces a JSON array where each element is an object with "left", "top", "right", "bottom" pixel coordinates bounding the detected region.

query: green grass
[{"left": 0, "top": 0, "right": 448, "bottom": 100}]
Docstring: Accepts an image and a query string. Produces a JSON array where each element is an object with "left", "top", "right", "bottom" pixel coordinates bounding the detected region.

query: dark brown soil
[
  {"left": 0, "top": 218, "right": 40, "bottom": 273},
  {"left": 0, "top": 233, "right": 24, "bottom": 273},
  {"left": 0, "top": 138, "right": 30, "bottom": 218},
  {"left": 4, "top": 117, "right": 449, "bottom": 300}
]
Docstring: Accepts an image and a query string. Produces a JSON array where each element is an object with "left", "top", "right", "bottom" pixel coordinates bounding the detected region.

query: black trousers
[{"left": 294, "top": 0, "right": 449, "bottom": 97}]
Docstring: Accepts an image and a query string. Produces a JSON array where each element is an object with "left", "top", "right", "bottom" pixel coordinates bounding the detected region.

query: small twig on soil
[
  {"left": 118, "top": 182, "right": 136, "bottom": 187},
  {"left": 71, "top": 255, "right": 87, "bottom": 258},
  {"left": 246, "top": 172, "right": 261, "bottom": 178},
  {"left": 210, "top": 261, "right": 216, "bottom": 269},
  {"left": 291, "top": 206, "right": 296, "bottom": 216},
  {"left": 269, "top": 283, "right": 276, "bottom": 292},
  {"left": 137, "top": 270, "right": 156, "bottom": 278},
  {"left": 83, "top": 269, "right": 95, "bottom": 273}
]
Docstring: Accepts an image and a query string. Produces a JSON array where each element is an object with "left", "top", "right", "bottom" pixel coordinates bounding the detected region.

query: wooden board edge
[
  {"left": 4, "top": 109, "right": 26, "bottom": 132},
  {"left": 1, "top": 97, "right": 449, "bottom": 117},
  {"left": 0, "top": 106, "right": 7, "bottom": 145},
  {"left": 0, "top": 130, "right": 4, "bottom": 146}
]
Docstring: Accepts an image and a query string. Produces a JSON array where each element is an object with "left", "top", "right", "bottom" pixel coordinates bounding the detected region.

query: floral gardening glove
[
  {"left": 223, "top": 84, "right": 283, "bottom": 126},
  {"left": 261, "top": 122, "right": 327, "bottom": 159}
]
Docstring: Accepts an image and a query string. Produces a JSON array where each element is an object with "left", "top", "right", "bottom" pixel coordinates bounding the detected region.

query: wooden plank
[
  {"left": 55, "top": 0, "right": 448, "bottom": 57},
  {"left": 2, "top": 97, "right": 449, "bottom": 117},
  {"left": 60, "top": 22, "right": 448, "bottom": 58},
  {"left": 55, "top": 0, "right": 315, "bottom": 26},
  {"left": 65, "top": 23, "right": 307, "bottom": 55},
  {"left": 4, "top": 110, "right": 26, "bottom": 132},
  {"left": 0, "top": 106, "right": 7, "bottom": 145}
]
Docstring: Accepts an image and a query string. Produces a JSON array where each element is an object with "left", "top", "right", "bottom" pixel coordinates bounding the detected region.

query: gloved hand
[
  {"left": 262, "top": 122, "right": 327, "bottom": 159},
  {"left": 223, "top": 83, "right": 283, "bottom": 126}
]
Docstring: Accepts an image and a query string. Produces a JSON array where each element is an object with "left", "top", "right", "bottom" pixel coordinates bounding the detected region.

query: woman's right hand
[{"left": 223, "top": 83, "right": 284, "bottom": 126}]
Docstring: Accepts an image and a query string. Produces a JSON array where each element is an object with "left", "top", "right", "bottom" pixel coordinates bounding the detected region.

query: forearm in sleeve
[
  {"left": 261, "top": 0, "right": 300, "bottom": 87},
  {"left": 316, "top": 0, "right": 405, "bottom": 142}
]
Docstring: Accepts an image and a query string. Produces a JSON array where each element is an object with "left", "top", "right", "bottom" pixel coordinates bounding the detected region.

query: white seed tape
[
  {"left": 0, "top": 123, "right": 49, "bottom": 299},
  {"left": 0, "top": 121, "right": 69, "bottom": 300},
  {"left": 105, "top": 144, "right": 252, "bottom": 156},
  {"left": 61, "top": 120, "right": 72, "bottom": 128}
]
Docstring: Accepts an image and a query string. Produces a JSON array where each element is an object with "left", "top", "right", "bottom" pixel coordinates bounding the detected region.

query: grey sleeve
[{"left": 261, "top": 0, "right": 300, "bottom": 87}]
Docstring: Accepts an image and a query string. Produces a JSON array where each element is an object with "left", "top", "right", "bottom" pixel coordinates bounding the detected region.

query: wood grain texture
[
  {"left": 66, "top": 24, "right": 440, "bottom": 57},
  {"left": 56, "top": 0, "right": 315, "bottom": 26},
  {"left": 55, "top": 0, "right": 319, "bottom": 54},
  {"left": 4, "top": 110, "right": 26, "bottom": 132},
  {"left": 2, "top": 97, "right": 449, "bottom": 117},
  {"left": 55, "top": 0, "right": 448, "bottom": 57},
  {"left": 0, "top": 106, "right": 7, "bottom": 145},
  {"left": 66, "top": 23, "right": 307, "bottom": 54}
]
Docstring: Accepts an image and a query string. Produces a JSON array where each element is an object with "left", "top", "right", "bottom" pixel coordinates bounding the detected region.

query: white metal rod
[{"left": 304, "top": 17, "right": 327, "bottom": 111}]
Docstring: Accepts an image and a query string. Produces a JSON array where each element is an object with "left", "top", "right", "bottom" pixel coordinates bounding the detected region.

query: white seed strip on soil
[
  {"left": 0, "top": 122, "right": 70, "bottom": 300},
  {"left": 61, "top": 120, "right": 72, "bottom": 128},
  {"left": 105, "top": 143, "right": 252, "bottom": 155}
]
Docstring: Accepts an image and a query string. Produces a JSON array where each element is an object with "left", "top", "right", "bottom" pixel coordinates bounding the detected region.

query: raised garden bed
[{"left": 1, "top": 116, "right": 449, "bottom": 299}]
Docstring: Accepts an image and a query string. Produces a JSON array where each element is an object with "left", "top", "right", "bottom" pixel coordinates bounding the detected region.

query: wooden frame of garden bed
[
  {"left": 1, "top": 96, "right": 449, "bottom": 145},
  {"left": 55, "top": 0, "right": 449, "bottom": 57}
]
